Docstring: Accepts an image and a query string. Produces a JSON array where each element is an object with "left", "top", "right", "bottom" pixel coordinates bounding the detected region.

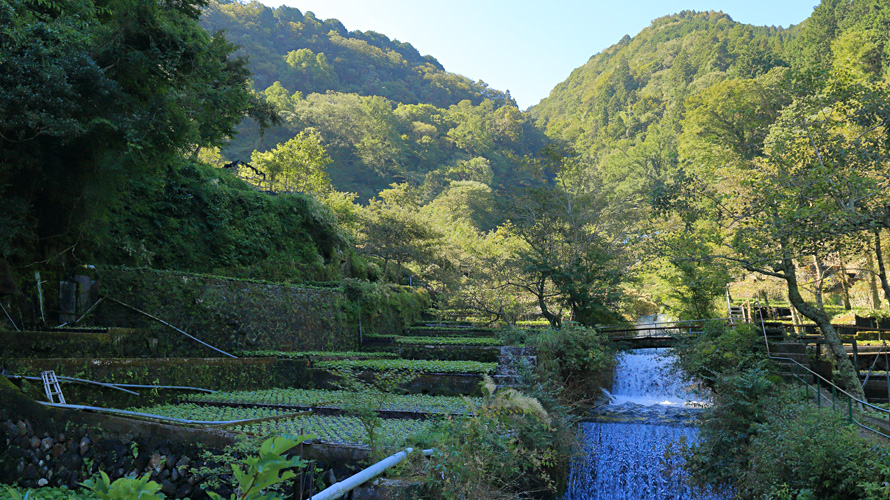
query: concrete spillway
[{"left": 565, "top": 349, "right": 727, "bottom": 500}]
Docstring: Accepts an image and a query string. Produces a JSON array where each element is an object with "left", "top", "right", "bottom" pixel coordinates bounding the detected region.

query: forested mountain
[
  {"left": 200, "top": 0, "right": 536, "bottom": 200},
  {"left": 225, "top": 89, "right": 545, "bottom": 200},
  {"left": 530, "top": 10, "right": 794, "bottom": 154},
  {"left": 201, "top": 0, "right": 513, "bottom": 108}
]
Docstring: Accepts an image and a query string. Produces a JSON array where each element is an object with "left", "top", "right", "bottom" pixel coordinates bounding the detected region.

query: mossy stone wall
[{"left": 90, "top": 268, "right": 426, "bottom": 355}]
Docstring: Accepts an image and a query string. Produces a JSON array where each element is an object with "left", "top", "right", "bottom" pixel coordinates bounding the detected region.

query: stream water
[{"left": 565, "top": 349, "right": 727, "bottom": 500}]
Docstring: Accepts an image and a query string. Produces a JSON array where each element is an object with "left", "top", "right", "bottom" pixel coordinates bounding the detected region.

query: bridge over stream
[{"left": 599, "top": 319, "right": 711, "bottom": 348}]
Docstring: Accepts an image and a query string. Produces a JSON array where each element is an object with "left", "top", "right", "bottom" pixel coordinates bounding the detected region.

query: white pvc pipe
[{"left": 311, "top": 448, "right": 434, "bottom": 500}]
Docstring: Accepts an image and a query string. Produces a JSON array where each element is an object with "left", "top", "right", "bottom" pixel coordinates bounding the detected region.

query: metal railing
[
  {"left": 600, "top": 318, "right": 716, "bottom": 340},
  {"left": 756, "top": 307, "right": 890, "bottom": 440}
]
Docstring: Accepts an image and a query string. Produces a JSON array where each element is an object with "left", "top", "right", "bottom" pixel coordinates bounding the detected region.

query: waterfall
[
  {"left": 609, "top": 349, "right": 706, "bottom": 407},
  {"left": 565, "top": 349, "right": 727, "bottom": 500}
]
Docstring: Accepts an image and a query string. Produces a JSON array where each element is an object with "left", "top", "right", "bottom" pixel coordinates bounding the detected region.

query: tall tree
[
  {"left": 0, "top": 0, "right": 272, "bottom": 263},
  {"left": 676, "top": 69, "right": 890, "bottom": 398},
  {"left": 510, "top": 147, "right": 626, "bottom": 327}
]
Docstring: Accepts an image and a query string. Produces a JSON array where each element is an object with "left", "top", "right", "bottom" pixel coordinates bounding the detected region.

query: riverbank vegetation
[
  {"left": 674, "top": 321, "right": 890, "bottom": 499},
  {"left": 410, "top": 324, "right": 613, "bottom": 500},
  {"left": 5, "top": 0, "right": 890, "bottom": 497}
]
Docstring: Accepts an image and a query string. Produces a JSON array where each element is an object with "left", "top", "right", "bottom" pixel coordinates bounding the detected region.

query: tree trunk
[
  {"left": 874, "top": 229, "right": 890, "bottom": 307},
  {"left": 838, "top": 259, "right": 852, "bottom": 310},
  {"left": 812, "top": 254, "right": 825, "bottom": 312},
  {"left": 866, "top": 250, "right": 881, "bottom": 310},
  {"left": 778, "top": 255, "right": 865, "bottom": 400},
  {"left": 536, "top": 277, "right": 560, "bottom": 329},
  {"left": 790, "top": 305, "right": 803, "bottom": 336}
]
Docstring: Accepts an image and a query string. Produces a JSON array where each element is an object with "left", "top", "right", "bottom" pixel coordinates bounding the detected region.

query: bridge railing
[{"left": 599, "top": 318, "right": 718, "bottom": 340}]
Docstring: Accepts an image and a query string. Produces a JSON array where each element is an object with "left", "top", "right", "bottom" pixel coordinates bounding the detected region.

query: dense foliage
[
  {"left": 0, "top": 0, "right": 270, "bottom": 265},
  {"left": 530, "top": 324, "right": 614, "bottom": 403},
  {"left": 200, "top": 1, "right": 513, "bottom": 109},
  {"left": 95, "top": 161, "right": 347, "bottom": 282},
  {"left": 414, "top": 381, "right": 564, "bottom": 500},
  {"left": 673, "top": 321, "right": 890, "bottom": 499},
  {"left": 226, "top": 90, "right": 544, "bottom": 200}
]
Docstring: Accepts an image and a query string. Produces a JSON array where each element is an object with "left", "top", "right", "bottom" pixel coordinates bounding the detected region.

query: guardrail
[
  {"left": 600, "top": 319, "right": 718, "bottom": 340},
  {"left": 756, "top": 310, "right": 890, "bottom": 440}
]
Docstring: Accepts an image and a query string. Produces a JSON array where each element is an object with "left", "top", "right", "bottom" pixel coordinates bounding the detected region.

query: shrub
[
  {"left": 415, "top": 381, "right": 560, "bottom": 500},
  {"left": 672, "top": 320, "right": 769, "bottom": 389},
  {"left": 530, "top": 323, "right": 613, "bottom": 404},
  {"left": 674, "top": 320, "right": 890, "bottom": 499},
  {"left": 739, "top": 396, "right": 890, "bottom": 500}
]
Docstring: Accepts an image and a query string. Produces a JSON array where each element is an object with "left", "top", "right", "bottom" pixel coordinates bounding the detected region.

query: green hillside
[
  {"left": 200, "top": 0, "right": 513, "bottom": 108},
  {"left": 530, "top": 10, "right": 794, "bottom": 154}
]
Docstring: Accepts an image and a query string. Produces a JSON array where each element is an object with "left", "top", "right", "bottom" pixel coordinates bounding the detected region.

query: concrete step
[
  {"left": 770, "top": 342, "right": 807, "bottom": 355},
  {"left": 772, "top": 353, "right": 809, "bottom": 363},
  {"left": 777, "top": 372, "right": 814, "bottom": 384}
]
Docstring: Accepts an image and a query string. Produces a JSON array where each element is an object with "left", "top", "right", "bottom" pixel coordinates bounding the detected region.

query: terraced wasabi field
[
  {"left": 128, "top": 403, "right": 434, "bottom": 446},
  {"left": 314, "top": 359, "right": 497, "bottom": 374},
  {"left": 186, "top": 388, "right": 483, "bottom": 414},
  {"left": 236, "top": 350, "right": 399, "bottom": 359},
  {"left": 393, "top": 336, "right": 502, "bottom": 346}
]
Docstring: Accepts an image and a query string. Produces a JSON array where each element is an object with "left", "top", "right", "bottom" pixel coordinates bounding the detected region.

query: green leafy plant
[
  {"left": 82, "top": 472, "right": 164, "bottom": 500},
  {"left": 393, "top": 336, "right": 501, "bottom": 346},
  {"left": 314, "top": 359, "right": 497, "bottom": 374},
  {"left": 334, "top": 369, "right": 418, "bottom": 455},
  {"left": 414, "top": 383, "right": 560, "bottom": 500},
  {"left": 236, "top": 350, "right": 397, "bottom": 359},
  {"left": 208, "top": 436, "right": 310, "bottom": 500},
  {"left": 1, "top": 486, "right": 95, "bottom": 500},
  {"left": 127, "top": 402, "right": 433, "bottom": 446},
  {"left": 530, "top": 323, "right": 613, "bottom": 404}
]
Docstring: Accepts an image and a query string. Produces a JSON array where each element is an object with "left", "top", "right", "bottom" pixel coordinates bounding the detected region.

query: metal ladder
[
  {"left": 41, "top": 370, "right": 65, "bottom": 404},
  {"left": 726, "top": 288, "right": 748, "bottom": 325}
]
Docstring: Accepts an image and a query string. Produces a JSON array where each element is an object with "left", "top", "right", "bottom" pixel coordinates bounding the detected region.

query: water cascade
[{"left": 565, "top": 349, "right": 726, "bottom": 500}]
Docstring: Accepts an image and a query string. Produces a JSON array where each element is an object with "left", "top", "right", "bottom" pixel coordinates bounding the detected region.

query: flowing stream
[{"left": 565, "top": 349, "right": 726, "bottom": 500}]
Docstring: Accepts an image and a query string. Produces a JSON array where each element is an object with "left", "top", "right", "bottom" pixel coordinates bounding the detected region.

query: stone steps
[{"left": 494, "top": 346, "right": 536, "bottom": 388}]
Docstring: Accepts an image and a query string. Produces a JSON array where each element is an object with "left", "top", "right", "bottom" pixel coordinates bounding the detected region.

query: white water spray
[{"left": 565, "top": 349, "right": 726, "bottom": 500}]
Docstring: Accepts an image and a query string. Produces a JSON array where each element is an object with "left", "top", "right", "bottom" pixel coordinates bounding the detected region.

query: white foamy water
[
  {"left": 608, "top": 349, "right": 707, "bottom": 407},
  {"left": 565, "top": 348, "right": 726, "bottom": 500}
]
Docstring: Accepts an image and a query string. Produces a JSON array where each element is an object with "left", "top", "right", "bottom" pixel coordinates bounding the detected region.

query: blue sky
[{"left": 262, "top": 0, "right": 820, "bottom": 109}]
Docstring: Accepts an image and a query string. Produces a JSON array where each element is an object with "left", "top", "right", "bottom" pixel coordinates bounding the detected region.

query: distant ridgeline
[
  {"left": 200, "top": 0, "right": 541, "bottom": 200},
  {"left": 201, "top": 0, "right": 513, "bottom": 108},
  {"left": 530, "top": 10, "right": 795, "bottom": 155},
  {"left": 531, "top": 4, "right": 890, "bottom": 167}
]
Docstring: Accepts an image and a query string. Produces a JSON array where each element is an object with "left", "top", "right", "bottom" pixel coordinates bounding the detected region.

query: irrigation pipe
[
  {"left": 73, "top": 297, "right": 104, "bottom": 325},
  {"left": 5, "top": 374, "right": 139, "bottom": 395},
  {"left": 104, "top": 296, "right": 237, "bottom": 359},
  {"left": 4, "top": 373, "right": 217, "bottom": 394},
  {"left": 861, "top": 342, "right": 884, "bottom": 388},
  {"left": 311, "top": 447, "right": 435, "bottom": 500},
  {"left": 110, "top": 383, "right": 217, "bottom": 393},
  {"left": 0, "top": 301, "right": 19, "bottom": 331},
  {"left": 38, "top": 402, "right": 310, "bottom": 427}
]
